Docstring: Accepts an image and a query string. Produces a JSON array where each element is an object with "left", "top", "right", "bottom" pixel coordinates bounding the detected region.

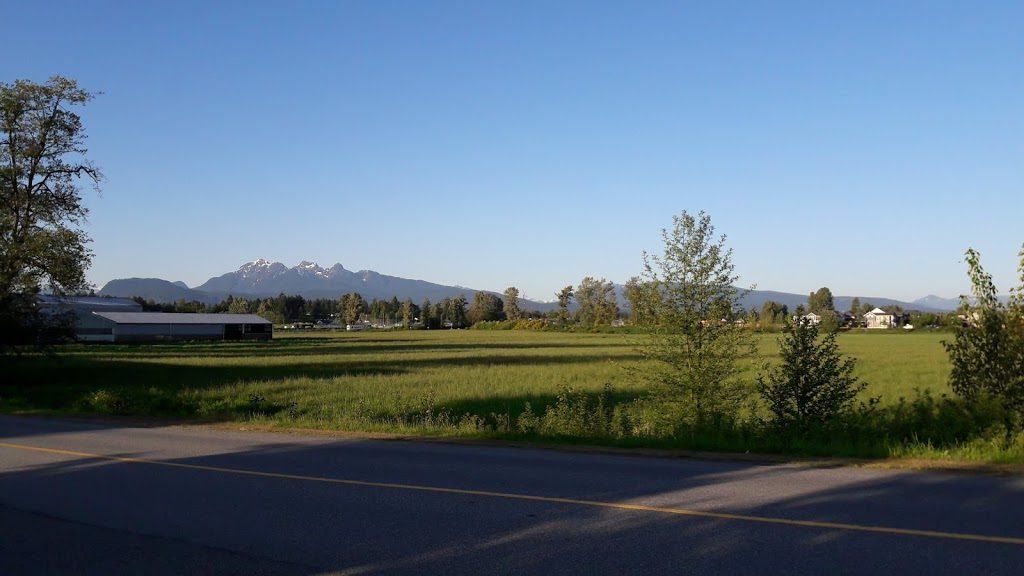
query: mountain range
[{"left": 97, "top": 259, "right": 960, "bottom": 313}]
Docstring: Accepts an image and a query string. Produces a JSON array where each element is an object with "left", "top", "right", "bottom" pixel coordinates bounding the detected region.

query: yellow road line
[{"left": 3, "top": 440, "right": 1022, "bottom": 546}]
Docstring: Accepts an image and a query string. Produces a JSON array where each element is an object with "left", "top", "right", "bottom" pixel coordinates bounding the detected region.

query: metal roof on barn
[
  {"left": 93, "top": 312, "right": 271, "bottom": 325},
  {"left": 39, "top": 295, "right": 141, "bottom": 308}
]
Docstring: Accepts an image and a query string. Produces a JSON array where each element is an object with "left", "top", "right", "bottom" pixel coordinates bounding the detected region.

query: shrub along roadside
[
  {"left": 226, "top": 382, "right": 1017, "bottom": 461},
  {"left": 758, "top": 318, "right": 867, "bottom": 432},
  {"left": 440, "top": 386, "right": 1019, "bottom": 460},
  {"left": 943, "top": 245, "right": 1024, "bottom": 441}
]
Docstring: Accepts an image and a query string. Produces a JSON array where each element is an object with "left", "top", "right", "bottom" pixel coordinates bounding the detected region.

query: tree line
[{"left": 131, "top": 291, "right": 550, "bottom": 329}]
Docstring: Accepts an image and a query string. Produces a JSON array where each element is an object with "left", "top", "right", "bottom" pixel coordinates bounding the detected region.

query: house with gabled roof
[
  {"left": 863, "top": 307, "right": 895, "bottom": 329},
  {"left": 795, "top": 312, "right": 821, "bottom": 325}
]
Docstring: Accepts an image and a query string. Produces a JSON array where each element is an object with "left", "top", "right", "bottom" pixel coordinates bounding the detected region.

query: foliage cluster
[
  {"left": 1, "top": 77, "right": 100, "bottom": 349},
  {"left": 516, "top": 384, "right": 629, "bottom": 438},
  {"left": 631, "top": 211, "right": 755, "bottom": 424},
  {"left": 758, "top": 318, "right": 867, "bottom": 430},
  {"left": 807, "top": 287, "right": 835, "bottom": 314},
  {"left": 757, "top": 301, "right": 790, "bottom": 330},
  {"left": 943, "top": 246, "right": 1024, "bottom": 438},
  {"left": 572, "top": 277, "right": 620, "bottom": 328}
]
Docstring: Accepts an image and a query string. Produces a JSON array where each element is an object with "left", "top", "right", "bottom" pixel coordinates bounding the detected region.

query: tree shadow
[
  {"left": 45, "top": 334, "right": 630, "bottom": 361},
  {"left": 2, "top": 417, "right": 1023, "bottom": 575},
  {"left": 1, "top": 337, "right": 641, "bottom": 423}
]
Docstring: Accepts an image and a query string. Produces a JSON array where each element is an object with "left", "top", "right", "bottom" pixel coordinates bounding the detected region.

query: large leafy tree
[
  {"left": 401, "top": 298, "right": 417, "bottom": 328},
  {"left": 594, "top": 279, "right": 619, "bottom": 326},
  {"left": 944, "top": 246, "right": 1024, "bottom": 437},
  {"left": 574, "top": 277, "right": 619, "bottom": 328},
  {"left": 623, "top": 276, "right": 653, "bottom": 326},
  {"left": 369, "top": 298, "right": 391, "bottom": 325},
  {"left": 817, "top": 309, "right": 841, "bottom": 333},
  {"left": 450, "top": 294, "right": 468, "bottom": 328},
  {"left": 1, "top": 76, "right": 101, "bottom": 347},
  {"left": 340, "top": 292, "right": 366, "bottom": 325},
  {"left": 760, "top": 300, "right": 788, "bottom": 327},
  {"left": 503, "top": 287, "right": 522, "bottom": 323},
  {"left": 467, "top": 291, "right": 503, "bottom": 324},
  {"left": 256, "top": 300, "right": 285, "bottom": 325},
  {"left": 420, "top": 297, "right": 432, "bottom": 328},
  {"left": 807, "top": 287, "right": 835, "bottom": 314},
  {"left": 555, "top": 285, "right": 573, "bottom": 327},
  {"left": 633, "top": 210, "right": 754, "bottom": 424},
  {"left": 227, "top": 297, "right": 253, "bottom": 314},
  {"left": 437, "top": 298, "right": 452, "bottom": 327}
]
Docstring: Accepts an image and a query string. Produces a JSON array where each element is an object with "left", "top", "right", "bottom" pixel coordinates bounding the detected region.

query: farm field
[{"left": 2, "top": 329, "right": 951, "bottom": 429}]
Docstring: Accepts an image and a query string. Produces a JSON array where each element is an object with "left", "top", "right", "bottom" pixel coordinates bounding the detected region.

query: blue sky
[{"left": 5, "top": 1, "right": 1022, "bottom": 302}]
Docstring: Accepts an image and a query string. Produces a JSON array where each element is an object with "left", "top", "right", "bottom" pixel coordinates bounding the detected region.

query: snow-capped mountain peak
[
  {"left": 296, "top": 261, "right": 328, "bottom": 277},
  {"left": 237, "top": 259, "right": 288, "bottom": 282}
]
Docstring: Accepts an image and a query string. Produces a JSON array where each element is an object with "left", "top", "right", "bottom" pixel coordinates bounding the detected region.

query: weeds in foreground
[
  {"left": 11, "top": 373, "right": 1024, "bottom": 463},
  {"left": 260, "top": 382, "right": 1022, "bottom": 462}
]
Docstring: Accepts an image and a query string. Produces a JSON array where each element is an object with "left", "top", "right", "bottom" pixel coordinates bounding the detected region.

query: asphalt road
[{"left": 2, "top": 415, "right": 1024, "bottom": 575}]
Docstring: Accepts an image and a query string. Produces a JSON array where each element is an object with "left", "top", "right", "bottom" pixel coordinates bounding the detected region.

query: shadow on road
[{"left": 3, "top": 417, "right": 1024, "bottom": 575}]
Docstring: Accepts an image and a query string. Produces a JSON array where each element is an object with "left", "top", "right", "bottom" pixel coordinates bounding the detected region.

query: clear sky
[{"left": 5, "top": 1, "right": 1022, "bottom": 302}]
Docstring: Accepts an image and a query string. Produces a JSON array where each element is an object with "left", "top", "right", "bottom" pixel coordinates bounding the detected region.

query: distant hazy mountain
[
  {"left": 910, "top": 294, "right": 1011, "bottom": 311},
  {"left": 737, "top": 290, "right": 949, "bottom": 313},
  {"left": 99, "top": 259, "right": 953, "bottom": 313},
  {"left": 98, "top": 278, "right": 221, "bottom": 304},
  {"left": 912, "top": 295, "right": 963, "bottom": 311}
]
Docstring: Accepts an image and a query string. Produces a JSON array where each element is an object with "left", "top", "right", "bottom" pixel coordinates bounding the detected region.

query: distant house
[
  {"left": 798, "top": 312, "right": 822, "bottom": 325},
  {"left": 863, "top": 308, "right": 895, "bottom": 329}
]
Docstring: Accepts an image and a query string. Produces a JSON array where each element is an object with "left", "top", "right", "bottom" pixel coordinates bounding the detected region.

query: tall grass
[{"left": 3, "top": 329, "right": 1016, "bottom": 463}]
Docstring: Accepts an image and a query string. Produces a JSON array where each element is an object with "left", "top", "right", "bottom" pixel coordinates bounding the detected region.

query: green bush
[
  {"left": 758, "top": 318, "right": 867, "bottom": 431},
  {"left": 943, "top": 246, "right": 1024, "bottom": 439},
  {"left": 516, "top": 384, "right": 622, "bottom": 438}
]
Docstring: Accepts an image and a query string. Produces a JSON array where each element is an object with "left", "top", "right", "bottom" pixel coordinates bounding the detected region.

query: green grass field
[
  {"left": 11, "top": 327, "right": 1022, "bottom": 465},
  {"left": 2, "top": 328, "right": 952, "bottom": 425},
  {"left": 3, "top": 330, "right": 640, "bottom": 424}
]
